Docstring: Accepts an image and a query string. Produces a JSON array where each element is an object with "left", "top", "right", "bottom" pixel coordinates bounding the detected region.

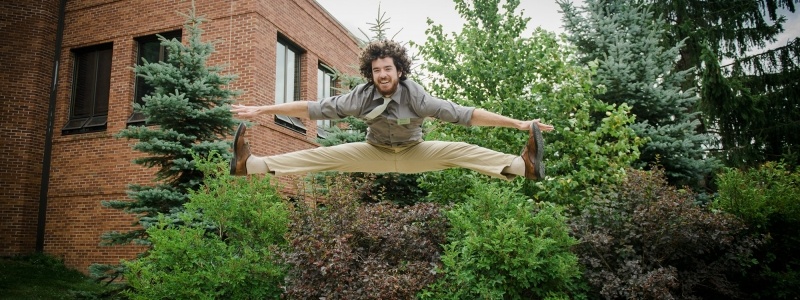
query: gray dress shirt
[{"left": 308, "top": 80, "right": 475, "bottom": 147}]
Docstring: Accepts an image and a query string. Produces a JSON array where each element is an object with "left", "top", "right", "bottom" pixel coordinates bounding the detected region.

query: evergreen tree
[
  {"left": 637, "top": 0, "right": 799, "bottom": 167},
  {"left": 701, "top": 38, "right": 800, "bottom": 168},
  {"left": 644, "top": 0, "right": 797, "bottom": 84},
  {"left": 90, "top": 7, "right": 238, "bottom": 280},
  {"left": 560, "top": 0, "right": 718, "bottom": 188}
]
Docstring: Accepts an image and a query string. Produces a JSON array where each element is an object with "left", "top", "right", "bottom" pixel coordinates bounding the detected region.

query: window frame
[
  {"left": 128, "top": 30, "right": 182, "bottom": 126},
  {"left": 62, "top": 42, "right": 113, "bottom": 135},
  {"left": 316, "top": 64, "right": 337, "bottom": 138},
  {"left": 274, "top": 37, "right": 306, "bottom": 133}
]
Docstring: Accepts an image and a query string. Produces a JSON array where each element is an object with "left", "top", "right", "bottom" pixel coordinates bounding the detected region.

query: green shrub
[
  {"left": 0, "top": 253, "right": 124, "bottom": 299},
  {"left": 572, "top": 168, "right": 759, "bottom": 299},
  {"left": 418, "top": 168, "right": 485, "bottom": 204},
  {"left": 283, "top": 175, "right": 448, "bottom": 299},
  {"left": 713, "top": 162, "right": 800, "bottom": 299},
  {"left": 713, "top": 162, "right": 800, "bottom": 229},
  {"left": 420, "top": 181, "right": 585, "bottom": 300},
  {"left": 123, "top": 154, "right": 288, "bottom": 299}
]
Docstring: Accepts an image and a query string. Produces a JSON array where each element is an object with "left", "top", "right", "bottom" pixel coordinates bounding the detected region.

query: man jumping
[{"left": 229, "top": 40, "right": 553, "bottom": 180}]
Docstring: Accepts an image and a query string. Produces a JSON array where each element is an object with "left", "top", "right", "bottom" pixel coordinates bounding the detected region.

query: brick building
[{"left": 0, "top": 0, "right": 361, "bottom": 272}]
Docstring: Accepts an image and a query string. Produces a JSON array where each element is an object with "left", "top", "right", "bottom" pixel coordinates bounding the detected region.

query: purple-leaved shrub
[
  {"left": 283, "top": 175, "right": 448, "bottom": 299},
  {"left": 571, "top": 168, "right": 760, "bottom": 299}
]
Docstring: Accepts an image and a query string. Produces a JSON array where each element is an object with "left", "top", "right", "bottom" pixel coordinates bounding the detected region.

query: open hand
[
  {"left": 521, "top": 119, "right": 554, "bottom": 132},
  {"left": 230, "top": 104, "right": 264, "bottom": 119}
]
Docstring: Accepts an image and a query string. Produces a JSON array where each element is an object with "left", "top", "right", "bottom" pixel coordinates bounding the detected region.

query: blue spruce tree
[
  {"left": 560, "top": 0, "right": 718, "bottom": 188},
  {"left": 90, "top": 7, "right": 238, "bottom": 280}
]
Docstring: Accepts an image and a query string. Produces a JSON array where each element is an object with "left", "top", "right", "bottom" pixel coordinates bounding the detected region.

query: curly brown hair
[{"left": 358, "top": 40, "right": 411, "bottom": 83}]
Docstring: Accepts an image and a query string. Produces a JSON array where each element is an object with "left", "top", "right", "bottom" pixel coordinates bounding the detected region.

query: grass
[{"left": 0, "top": 253, "right": 123, "bottom": 299}]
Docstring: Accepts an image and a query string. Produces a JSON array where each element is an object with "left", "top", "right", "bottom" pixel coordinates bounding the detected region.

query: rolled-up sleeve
[
  {"left": 308, "top": 85, "right": 367, "bottom": 120},
  {"left": 307, "top": 96, "right": 342, "bottom": 120},
  {"left": 422, "top": 96, "right": 474, "bottom": 126},
  {"left": 404, "top": 81, "right": 475, "bottom": 126}
]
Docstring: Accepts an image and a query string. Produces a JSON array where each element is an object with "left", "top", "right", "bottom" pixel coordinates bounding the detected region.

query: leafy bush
[
  {"left": 419, "top": 168, "right": 488, "bottom": 204},
  {"left": 572, "top": 168, "right": 760, "bottom": 299},
  {"left": 123, "top": 154, "right": 288, "bottom": 299},
  {"left": 713, "top": 162, "right": 800, "bottom": 299},
  {"left": 284, "top": 176, "right": 449, "bottom": 299},
  {"left": 417, "top": 25, "right": 641, "bottom": 207},
  {"left": 714, "top": 162, "right": 800, "bottom": 229},
  {"left": 420, "top": 181, "right": 585, "bottom": 300}
]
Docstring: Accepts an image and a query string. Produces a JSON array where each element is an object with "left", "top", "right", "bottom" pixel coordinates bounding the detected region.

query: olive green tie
[{"left": 364, "top": 97, "right": 392, "bottom": 120}]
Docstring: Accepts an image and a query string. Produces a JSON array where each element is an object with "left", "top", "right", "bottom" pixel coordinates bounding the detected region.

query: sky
[
  {"left": 777, "top": 11, "right": 800, "bottom": 47},
  {"left": 315, "top": 0, "right": 799, "bottom": 53},
  {"left": 314, "top": 0, "right": 573, "bottom": 44}
]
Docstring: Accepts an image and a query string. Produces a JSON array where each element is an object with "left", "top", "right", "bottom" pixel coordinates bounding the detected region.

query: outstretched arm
[
  {"left": 231, "top": 102, "right": 310, "bottom": 119},
  {"left": 469, "top": 109, "right": 554, "bottom": 132}
]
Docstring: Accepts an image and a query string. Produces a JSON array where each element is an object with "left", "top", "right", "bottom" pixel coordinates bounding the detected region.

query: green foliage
[
  {"left": 572, "top": 167, "right": 760, "bottom": 299},
  {"left": 701, "top": 42, "right": 800, "bottom": 168},
  {"left": 560, "top": 0, "right": 718, "bottom": 188},
  {"left": 536, "top": 87, "right": 640, "bottom": 207},
  {"left": 644, "top": 0, "right": 797, "bottom": 63},
  {"left": 713, "top": 162, "right": 800, "bottom": 299},
  {"left": 416, "top": 0, "right": 641, "bottom": 206},
  {"left": 0, "top": 253, "right": 124, "bottom": 300},
  {"left": 123, "top": 153, "right": 287, "bottom": 299},
  {"left": 714, "top": 162, "right": 800, "bottom": 227},
  {"left": 416, "top": 0, "right": 554, "bottom": 155},
  {"left": 284, "top": 176, "right": 448, "bottom": 299},
  {"left": 420, "top": 181, "right": 585, "bottom": 299},
  {"left": 419, "top": 168, "right": 481, "bottom": 204}
]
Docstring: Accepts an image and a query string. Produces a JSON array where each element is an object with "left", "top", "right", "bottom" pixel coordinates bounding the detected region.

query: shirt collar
[{"left": 373, "top": 82, "right": 404, "bottom": 102}]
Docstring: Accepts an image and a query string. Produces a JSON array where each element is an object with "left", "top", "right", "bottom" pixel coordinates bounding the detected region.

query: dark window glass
[
  {"left": 128, "top": 30, "right": 181, "bottom": 125},
  {"left": 63, "top": 43, "right": 113, "bottom": 134}
]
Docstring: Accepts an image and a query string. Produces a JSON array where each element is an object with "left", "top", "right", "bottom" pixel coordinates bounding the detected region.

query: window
[
  {"left": 317, "top": 65, "right": 336, "bottom": 138},
  {"left": 275, "top": 38, "right": 305, "bottom": 132},
  {"left": 129, "top": 30, "right": 181, "bottom": 125},
  {"left": 62, "top": 43, "right": 113, "bottom": 134}
]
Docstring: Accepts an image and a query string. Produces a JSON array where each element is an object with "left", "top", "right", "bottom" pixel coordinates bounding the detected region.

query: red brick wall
[
  {"left": 0, "top": 0, "right": 60, "bottom": 257},
  {"left": 1, "top": 0, "right": 360, "bottom": 272}
]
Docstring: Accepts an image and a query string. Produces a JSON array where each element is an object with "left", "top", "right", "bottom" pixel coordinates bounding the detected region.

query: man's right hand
[
  {"left": 521, "top": 119, "right": 555, "bottom": 132},
  {"left": 231, "top": 101, "right": 311, "bottom": 120},
  {"left": 230, "top": 104, "right": 265, "bottom": 119}
]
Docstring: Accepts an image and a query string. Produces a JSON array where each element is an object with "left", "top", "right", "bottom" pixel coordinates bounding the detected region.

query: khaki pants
[{"left": 258, "top": 141, "right": 518, "bottom": 180}]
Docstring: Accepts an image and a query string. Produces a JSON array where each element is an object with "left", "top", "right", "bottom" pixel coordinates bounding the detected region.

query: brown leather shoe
[
  {"left": 230, "top": 123, "right": 251, "bottom": 176},
  {"left": 521, "top": 122, "right": 545, "bottom": 180}
]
